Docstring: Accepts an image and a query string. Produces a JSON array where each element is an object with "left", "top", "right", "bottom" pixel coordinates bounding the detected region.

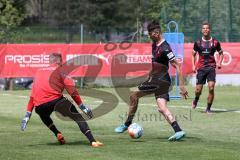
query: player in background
[
  {"left": 20, "top": 53, "right": 103, "bottom": 147},
  {"left": 192, "top": 22, "right": 224, "bottom": 114},
  {"left": 115, "top": 21, "right": 188, "bottom": 141}
]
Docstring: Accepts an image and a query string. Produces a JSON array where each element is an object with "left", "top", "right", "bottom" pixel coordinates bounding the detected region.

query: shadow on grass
[
  {"left": 184, "top": 136, "right": 203, "bottom": 141},
  {"left": 128, "top": 139, "right": 145, "bottom": 143},
  {"left": 47, "top": 140, "right": 89, "bottom": 146},
  {"left": 153, "top": 135, "right": 203, "bottom": 142},
  {"left": 115, "top": 133, "right": 202, "bottom": 142},
  {"left": 28, "top": 140, "right": 90, "bottom": 146},
  {"left": 198, "top": 109, "right": 240, "bottom": 114}
]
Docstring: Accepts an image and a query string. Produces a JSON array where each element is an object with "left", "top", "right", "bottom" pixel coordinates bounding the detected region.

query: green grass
[{"left": 0, "top": 86, "right": 240, "bottom": 160}]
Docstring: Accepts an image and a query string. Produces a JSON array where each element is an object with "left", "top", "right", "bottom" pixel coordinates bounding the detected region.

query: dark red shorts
[{"left": 196, "top": 67, "right": 216, "bottom": 84}]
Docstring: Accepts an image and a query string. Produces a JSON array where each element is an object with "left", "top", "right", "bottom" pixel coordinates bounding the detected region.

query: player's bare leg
[
  {"left": 156, "top": 98, "right": 185, "bottom": 141},
  {"left": 192, "top": 84, "right": 203, "bottom": 109},
  {"left": 115, "top": 91, "right": 149, "bottom": 133},
  {"left": 156, "top": 98, "right": 175, "bottom": 123},
  {"left": 126, "top": 91, "right": 150, "bottom": 125},
  {"left": 206, "top": 81, "right": 215, "bottom": 114}
]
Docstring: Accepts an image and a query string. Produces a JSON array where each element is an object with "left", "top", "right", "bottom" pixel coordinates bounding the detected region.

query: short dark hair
[
  {"left": 202, "top": 21, "right": 211, "bottom": 29},
  {"left": 147, "top": 21, "right": 161, "bottom": 32},
  {"left": 50, "top": 53, "right": 62, "bottom": 59},
  {"left": 49, "top": 53, "right": 62, "bottom": 64}
]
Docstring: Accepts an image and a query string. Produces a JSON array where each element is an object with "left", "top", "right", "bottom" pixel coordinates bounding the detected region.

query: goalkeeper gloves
[
  {"left": 21, "top": 111, "right": 32, "bottom": 131},
  {"left": 79, "top": 104, "right": 93, "bottom": 119}
]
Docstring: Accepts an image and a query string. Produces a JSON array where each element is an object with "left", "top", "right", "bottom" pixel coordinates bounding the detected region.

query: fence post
[{"left": 80, "top": 24, "right": 84, "bottom": 89}]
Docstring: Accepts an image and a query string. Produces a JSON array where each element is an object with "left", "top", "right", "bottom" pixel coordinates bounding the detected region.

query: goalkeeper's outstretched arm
[{"left": 21, "top": 96, "right": 34, "bottom": 131}]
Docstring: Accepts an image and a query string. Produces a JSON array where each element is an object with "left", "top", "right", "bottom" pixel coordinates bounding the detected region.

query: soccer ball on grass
[{"left": 128, "top": 123, "right": 143, "bottom": 139}]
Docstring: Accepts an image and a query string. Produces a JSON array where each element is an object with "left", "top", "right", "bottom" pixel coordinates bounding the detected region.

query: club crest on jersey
[{"left": 202, "top": 49, "right": 210, "bottom": 55}]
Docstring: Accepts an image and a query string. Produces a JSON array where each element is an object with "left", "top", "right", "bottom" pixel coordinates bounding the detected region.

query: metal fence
[{"left": 3, "top": 0, "right": 240, "bottom": 43}]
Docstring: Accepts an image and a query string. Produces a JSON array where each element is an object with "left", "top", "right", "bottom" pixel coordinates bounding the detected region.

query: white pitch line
[
  {"left": 18, "top": 95, "right": 28, "bottom": 98},
  {"left": 109, "top": 102, "right": 240, "bottom": 114},
  {"left": 1, "top": 93, "right": 239, "bottom": 113},
  {"left": 1, "top": 93, "right": 28, "bottom": 99},
  {"left": 1, "top": 93, "right": 11, "bottom": 96}
]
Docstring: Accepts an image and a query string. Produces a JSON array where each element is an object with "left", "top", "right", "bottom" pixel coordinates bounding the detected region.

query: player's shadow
[
  {"left": 46, "top": 140, "right": 89, "bottom": 146},
  {"left": 184, "top": 136, "right": 203, "bottom": 141},
  {"left": 154, "top": 135, "right": 202, "bottom": 142},
  {"left": 26, "top": 141, "right": 90, "bottom": 146},
  {"left": 199, "top": 109, "right": 240, "bottom": 114},
  {"left": 153, "top": 136, "right": 169, "bottom": 140},
  {"left": 129, "top": 140, "right": 145, "bottom": 143},
  {"left": 117, "top": 135, "right": 145, "bottom": 142}
]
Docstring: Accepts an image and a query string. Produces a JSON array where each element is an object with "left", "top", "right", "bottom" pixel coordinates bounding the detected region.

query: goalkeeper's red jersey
[{"left": 26, "top": 64, "right": 82, "bottom": 112}]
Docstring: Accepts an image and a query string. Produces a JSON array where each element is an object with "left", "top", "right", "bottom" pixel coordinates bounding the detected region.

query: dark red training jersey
[
  {"left": 26, "top": 64, "right": 82, "bottom": 112},
  {"left": 152, "top": 40, "right": 175, "bottom": 67},
  {"left": 193, "top": 37, "right": 223, "bottom": 69},
  {"left": 151, "top": 40, "right": 175, "bottom": 82}
]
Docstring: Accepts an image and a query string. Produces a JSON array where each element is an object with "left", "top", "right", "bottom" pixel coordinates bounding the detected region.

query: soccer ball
[{"left": 128, "top": 123, "right": 143, "bottom": 139}]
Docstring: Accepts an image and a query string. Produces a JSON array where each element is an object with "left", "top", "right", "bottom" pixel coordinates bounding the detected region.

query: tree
[
  {"left": 42, "top": 0, "right": 99, "bottom": 42},
  {"left": 180, "top": 0, "right": 240, "bottom": 42},
  {"left": 92, "top": 0, "right": 140, "bottom": 41},
  {"left": 24, "top": 0, "right": 44, "bottom": 22},
  {"left": 142, "top": 0, "right": 181, "bottom": 30},
  {"left": 0, "top": 0, "right": 25, "bottom": 43}
]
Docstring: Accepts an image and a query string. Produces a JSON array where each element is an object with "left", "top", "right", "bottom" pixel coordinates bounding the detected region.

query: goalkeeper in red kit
[{"left": 20, "top": 53, "right": 103, "bottom": 147}]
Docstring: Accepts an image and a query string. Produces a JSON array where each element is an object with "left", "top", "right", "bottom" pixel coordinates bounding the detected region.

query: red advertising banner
[{"left": 0, "top": 43, "right": 239, "bottom": 78}]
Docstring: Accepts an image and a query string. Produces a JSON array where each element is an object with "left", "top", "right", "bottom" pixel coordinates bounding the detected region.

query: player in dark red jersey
[
  {"left": 20, "top": 53, "right": 103, "bottom": 147},
  {"left": 192, "top": 22, "right": 224, "bottom": 114},
  {"left": 115, "top": 21, "right": 188, "bottom": 141}
]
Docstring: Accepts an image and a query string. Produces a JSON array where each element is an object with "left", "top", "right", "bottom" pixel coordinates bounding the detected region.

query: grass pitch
[{"left": 0, "top": 86, "right": 240, "bottom": 160}]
